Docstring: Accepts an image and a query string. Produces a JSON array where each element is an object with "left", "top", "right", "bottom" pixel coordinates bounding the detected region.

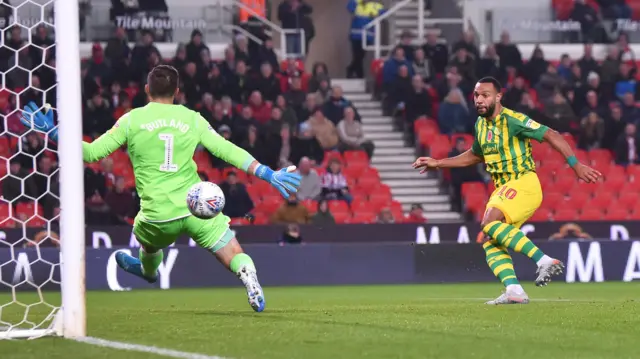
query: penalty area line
[{"left": 73, "top": 336, "right": 230, "bottom": 359}]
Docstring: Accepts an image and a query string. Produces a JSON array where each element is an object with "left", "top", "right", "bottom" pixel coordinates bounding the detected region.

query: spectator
[
  {"left": 197, "top": 48, "right": 215, "bottom": 80},
  {"left": 556, "top": 54, "right": 573, "bottom": 81},
  {"left": 130, "top": 31, "right": 159, "bottom": 76},
  {"left": 28, "top": 156, "right": 59, "bottom": 219},
  {"left": 182, "top": 62, "right": 201, "bottom": 107},
  {"left": 438, "top": 89, "right": 470, "bottom": 134},
  {"left": 7, "top": 47, "right": 33, "bottom": 90},
  {"left": 543, "top": 92, "right": 577, "bottom": 133},
  {"left": 615, "top": 123, "right": 640, "bottom": 165},
  {"left": 616, "top": 32, "right": 636, "bottom": 64},
  {"left": 398, "top": 30, "right": 416, "bottom": 62},
  {"left": 452, "top": 30, "right": 480, "bottom": 61},
  {"left": 311, "top": 199, "right": 335, "bottom": 226},
  {"left": 285, "top": 75, "right": 307, "bottom": 110},
  {"left": 321, "top": 159, "right": 351, "bottom": 204},
  {"left": 291, "top": 122, "right": 324, "bottom": 165},
  {"left": 276, "top": 94, "right": 299, "bottom": 130},
  {"left": 347, "top": 0, "right": 385, "bottom": 78},
  {"left": 536, "top": 64, "right": 564, "bottom": 103},
  {"left": 271, "top": 193, "right": 310, "bottom": 224},
  {"left": 186, "top": 29, "right": 209, "bottom": 65},
  {"left": 580, "top": 90, "right": 605, "bottom": 118},
  {"left": 568, "top": 63, "right": 584, "bottom": 91},
  {"left": 309, "top": 62, "right": 330, "bottom": 93},
  {"left": 104, "top": 27, "right": 130, "bottom": 68},
  {"left": 435, "top": 66, "right": 466, "bottom": 102},
  {"left": 278, "top": 0, "right": 314, "bottom": 57},
  {"left": 522, "top": 46, "right": 548, "bottom": 87},
  {"left": 404, "top": 74, "right": 432, "bottom": 125},
  {"left": 377, "top": 207, "right": 395, "bottom": 224},
  {"left": 17, "top": 132, "right": 45, "bottom": 171},
  {"left": 6, "top": 25, "right": 23, "bottom": 51},
  {"left": 211, "top": 125, "right": 234, "bottom": 169},
  {"left": 494, "top": 31, "right": 522, "bottom": 72},
  {"left": 412, "top": 48, "right": 433, "bottom": 83},
  {"left": 601, "top": 46, "right": 621, "bottom": 85},
  {"left": 599, "top": 0, "right": 632, "bottom": 19},
  {"left": 2, "top": 160, "right": 36, "bottom": 204},
  {"left": 620, "top": 92, "right": 640, "bottom": 123},
  {"left": 603, "top": 105, "right": 626, "bottom": 150},
  {"left": 198, "top": 93, "right": 216, "bottom": 123},
  {"left": 295, "top": 157, "right": 322, "bottom": 200},
  {"left": 233, "top": 34, "right": 251, "bottom": 64},
  {"left": 337, "top": 106, "right": 375, "bottom": 159},
  {"left": 449, "top": 47, "right": 476, "bottom": 84},
  {"left": 578, "top": 112, "right": 605, "bottom": 150},
  {"left": 83, "top": 93, "right": 114, "bottom": 137},
  {"left": 571, "top": 0, "right": 601, "bottom": 43},
  {"left": 306, "top": 107, "right": 339, "bottom": 150},
  {"left": 578, "top": 44, "right": 600, "bottom": 82},
  {"left": 323, "top": 85, "right": 361, "bottom": 125},
  {"left": 241, "top": 125, "right": 271, "bottom": 166},
  {"left": 113, "top": 93, "right": 132, "bottom": 120},
  {"left": 315, "top": 78, "right": 332, "bottom": 103},
  {"left": 278, "top": 125, "right": 294, "bottom": 168},
  {"left": 477, "top": 45, "right": 503, "bottom": 85},
  {"left": 615, "top": 63, "right": 636, "bottom": 99},
  {"left": 247, "top": 91, "right": 272, "bottom": 124},
  {"left": 279, "top": 223, "right": 304, "bottom": 245},
  {"left": 256, "top": 37, "right": 279, "bottom": 71},
  {"left": 382, "top": 47, "right": 413, "bottom": 87},
  {"left": 448, "top": 138, "right": 482, "bottom": 211},
  {"left": 31, "top": 24, "right": 55, "bottom": 66},
  {"left": 265, "top": 106, "right": 287, "bottom": 139},
  {"left": 252, "top": 63, "right": 281, "bottom": 103},
  {"left": 405, "top": 204, "right": 427, "bottom": 223},
  {"left": 228, "top": 60, "right": 250, "bottom": 104},
  {"left": 389, "top": 66, "right": 413, "bottom": 114},
  {"left": 219, "top": 171, "right": 254, "bottom": 218},
  {"left": 104, "top": 177, "right": 135, "bottom": 225},
  {"left": 233, "top": 107, "right": 259, "bottom": 145},
  {"left": 422, "top": 33, "right": 449, "bottom": 75},
  {"left": 296, "top": 92, "right": 317, "bottom": 124},
  {"left": 220, "top": 46, "right": 237, "bottom": 80},
  {"left": 208, "top": 102, "right": 233, "bottom": 133},
  {"left": 502, "top": 76, "right": 526, "bottom": 109}
]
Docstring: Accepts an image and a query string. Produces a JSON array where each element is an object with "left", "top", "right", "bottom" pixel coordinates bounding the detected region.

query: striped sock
[
  {"left": 483, "top": 241, "right": 520, "bottom": 287},
  {"left": 483, "top": 221, "right": 545, "bottom": 262}
]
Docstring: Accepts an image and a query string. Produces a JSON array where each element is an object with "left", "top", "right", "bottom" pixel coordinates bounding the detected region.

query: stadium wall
[
  {"left": 1, "top": 241, "right": 639, "bottom": 291},
  {"left": 1, "top": 222, "right": 637, "bottom": 248}
]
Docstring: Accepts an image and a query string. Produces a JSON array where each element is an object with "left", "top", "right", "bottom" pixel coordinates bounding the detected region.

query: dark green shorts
[{"left": 133, "top": 213, "right": 234, "bottom": 252}]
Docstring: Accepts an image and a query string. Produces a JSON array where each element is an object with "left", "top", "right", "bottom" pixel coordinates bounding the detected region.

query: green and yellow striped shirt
[{"left": 471, "top": 107, "right": 549, "bottom": 187}]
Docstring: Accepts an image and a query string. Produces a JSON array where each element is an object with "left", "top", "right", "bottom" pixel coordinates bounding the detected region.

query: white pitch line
[
  {"left": 73, "top": 336, "right": 230, "bottom": 359},
  {"left": 419, "top": 297, "right": 604, "bottom": 302}
]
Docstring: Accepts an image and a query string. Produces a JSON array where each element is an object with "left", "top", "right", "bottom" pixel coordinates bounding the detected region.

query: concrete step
[
  {"left": 362, "top": 116, "right": 393, "bottom": 124},
  {"left": 359, "top": 109, "right": 384, "bottom": 117},
  {"left": 374, "top": 163, "right": 416, "bottom": 171},
  {"left": 391, "top": 186, "right": 441, "bottom": 195},
  {"left": 332, "top": 78, "right": 365, "bottom": 93},
  {"left": 394, "top": 28, "right": 442, "bottom": 37},
  {"left": 352, "top": 101, "right": 381, "bottom": 109},
  {"left": 381, "top": 171, "right": 427, "bottom": 179},
  {"left": 345, "top": 93, "right": 373, "bottom": 102},
  {"left": 406, "top": 210, "right": 461, "bottom": 220},
  {"left": 367, "top": 132, "right": 404, "bottom": 140},
  {"left": 371, "top": 139, "right": 405, "bottom": 148},
  {"left": 405, "top": 202, "right": 451, "bottom": 212},
  {"left": 395, "top": 194, "right": 450, "bottom": 203},
  {"left": 383, "top": 178, "right": 439, "bottom": 187},
  {"left": 362, "top": 123, "right": 394, "bottom": 132},
  {"left": 371, "top": 154, "right": 415, "bottom": 164}
]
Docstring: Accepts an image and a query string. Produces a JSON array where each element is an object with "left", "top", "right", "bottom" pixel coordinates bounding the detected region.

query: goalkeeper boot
[
  {"left": 115, "top": 252, "right": 158, "bottom": 284},
  {"left": 535, "top": 258, "right": 565, "bottom": 287},
  {"left": 485, "top": 289, "right": 530, "bottom": 305},
  {"left": 237, "top": 265, "right": 265, "bottom": 312}
]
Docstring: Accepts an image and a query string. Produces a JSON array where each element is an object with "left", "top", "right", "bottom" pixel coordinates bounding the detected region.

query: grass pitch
[{"left": 1, "top": 283, "right": 640, "bottom": 359}]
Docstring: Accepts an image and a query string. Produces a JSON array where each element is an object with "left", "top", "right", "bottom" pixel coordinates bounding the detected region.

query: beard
[{"left": 477, "top": 102, "right": 496, "bottom": 118}]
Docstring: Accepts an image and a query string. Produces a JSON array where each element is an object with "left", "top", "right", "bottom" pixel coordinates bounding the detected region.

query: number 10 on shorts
[{"left": 497, "top": 186, "right": 517, "bottom": 199}]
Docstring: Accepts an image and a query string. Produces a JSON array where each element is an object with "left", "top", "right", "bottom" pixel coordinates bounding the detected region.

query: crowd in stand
[{"left": 379, "top": 29, "right": 640, "bottom": 214}]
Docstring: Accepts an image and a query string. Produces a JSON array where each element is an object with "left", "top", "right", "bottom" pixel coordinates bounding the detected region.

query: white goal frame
[{"left": 0, "top": 0, "right": 86, "bottom": 339}]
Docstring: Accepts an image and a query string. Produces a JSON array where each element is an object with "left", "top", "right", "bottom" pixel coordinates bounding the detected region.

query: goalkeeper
[{"left": 20, "top": 65, "right": 302, "bottom": 313}]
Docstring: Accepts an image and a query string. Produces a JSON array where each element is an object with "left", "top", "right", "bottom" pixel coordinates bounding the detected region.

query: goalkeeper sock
[
  {"left": 483, "top": 221, "right": 545, "bottom": 263},
  {"left": 139, "top": 248, "right": 163, "bottom": 277},
  {"left": 229, "top": 253, "right": 256, "bottom": 274},
  {"left": 483, "top": 241, "right": 520, "bottom": 287}
]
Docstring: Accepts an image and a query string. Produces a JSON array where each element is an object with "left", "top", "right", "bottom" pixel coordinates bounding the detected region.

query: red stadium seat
[
  {"left": 604, "top": 173, "right": 627, "bottom": 192},
  {"left": 350, "top": 198, "right": 369, "bottom": 212},
  {"left": 0, "top": 218, "right": 16, "bottom": 228},
  {"left": 255, "top": 197, "right": 282, "bottom": 213},
  {"left": 245, "top": 185, "right": 261, "bottom": 202},
  {"left": 627, "top": 165, "right": 640, "bottom": 181},
  {"left": 361, "top": 167, "right": 381, "bottom": 181},
  {"left": 591, "top": 191, "right": 614, "bottom": 209},
  {"left": 464, "top": 192, "right": 486, "bottom": 212},
  {"left": 203, "top": 168, "right": 221, "bottom": 183},
  {"left": 322, "top": 151, "right": 344, "bottom": 166},
  {"left": 16, "top": 202, "right": 43, "bottom": 218},
  {"left": 417, "top": 127, "right": 439, "bottom": 147},
  {"left": 0, "top": 202, "right": 10, "bottom": 219},
  {"left": 588, "top": 149, "right": 613, "bottom": 166},
  {"left": 357, "top": 176, "right": 380, "bottom": 195},
  {"left": 343, "top": 150, "right": 368, "bottom": 164},
  {"left": 618, "top": 192, "right": 639, "bottom": 210},
  {"left": 343, "top": 164, "right": 367, "bottom": 179},
  {"left": 579, "top": 208, "right": 603, "bottom": 221},
  {"left": 565, "top": 192, "right": 590, "bottom": 209},
  {"left": 230, "top": 218, "right": 250, "bottom": 226},
  {"left": 25, "top": 216, "right": 47, "bottom": 228},
  {"left": 561, "top": 133, "right": 577, "bottom": 148},
  {"left": 540, "top": 159, "right": 565, "bottom": 174},
  {"left": 553, "top": 209, "right": 578, "bottom": 221},
  {"left": 604, "top": 208, "right": 630, "bottom": 220},
  {"left": 574, "top": 149, "right": 589, "bottom": 164},
  {"left": 529, "top": 208, "right": 552, "bottom": 221},
  {"left": 542, "top": 191, "right": 564, "bottom": 209},
  {"left": 461, "top": 182, "right": 486, "bottom": 197},
  {"left": 368, "top": 194, "right": 391, "bottom": 211},
  {"left": 350, "top": 211, "right": 376, "bottom": 224},
  {"left": 332, "top": 211, "right": 351, "bottom": 224},
  {"left": 252, "top": 213, "right": 269, "bottom": 225},
  {"left": 413, "top": 117, "right": 438, "bottom": 134},
  {"left": 301, "top": 199, "right": 318, "bottom": 213},
  {"left": 328, "top": 200, "right": 349, "bottom": 213},
  {"left": 349, "top": 187, "right": 369, "bottom": 199},
  {"left": 554, "top": 175, "right": 577, "bottom": 194}
]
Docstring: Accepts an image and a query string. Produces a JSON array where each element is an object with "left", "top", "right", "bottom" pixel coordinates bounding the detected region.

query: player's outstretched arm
[
  {"left": 542, "top": 129, "right": 601, "bottom": 183},
  {"left": 82, "top": 116, "right": 129, "bottom": 163},
  {"left": 198, "top": 117, "right": 301, "bottom": 198},
  {"left": 412, "top": 149, "right": 483, "bottom": 173}
]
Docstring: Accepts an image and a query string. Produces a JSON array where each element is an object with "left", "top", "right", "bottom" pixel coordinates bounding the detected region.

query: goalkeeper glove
[
  {"left": 20, "top": 102, "right": 58, "bottom": 142},
  {"left": 255, "top": 165, "right": 302, "bottom": 199}
]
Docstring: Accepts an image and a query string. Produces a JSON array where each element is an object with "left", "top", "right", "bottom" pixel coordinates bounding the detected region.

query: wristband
[
  {"left": 254, "top": 164, "right": 274, "bottom": 182},
  {"left": 566, "top": 155, "right": 578, "bottom": 167}
]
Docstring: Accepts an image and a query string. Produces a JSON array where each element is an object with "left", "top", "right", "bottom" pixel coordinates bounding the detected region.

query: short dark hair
[
  {"left": 477, "top": 76, "right": 502, "bottom": 93},
  {"left": 147, "top": 65, "right": 179, "bottom": 99}
]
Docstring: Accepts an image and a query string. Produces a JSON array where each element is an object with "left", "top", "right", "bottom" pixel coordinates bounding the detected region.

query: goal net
[{"left": 0, "top": 0, "right": 85, "bottom": 339}]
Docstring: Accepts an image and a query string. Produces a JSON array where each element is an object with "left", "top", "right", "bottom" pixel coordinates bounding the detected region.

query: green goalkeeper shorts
[{"left": 132, "top": 213, "right": 234, "bottom": 252}]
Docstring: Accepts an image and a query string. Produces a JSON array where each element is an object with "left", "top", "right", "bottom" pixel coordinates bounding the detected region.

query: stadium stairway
[
  {"left": 333, "top": 79, "right": 461, "bottom": 221},
  {"left": 391, "top": 1, "right": 443, "bottom": 44}
]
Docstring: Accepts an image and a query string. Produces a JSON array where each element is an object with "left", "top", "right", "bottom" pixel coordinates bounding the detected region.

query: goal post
[
  {"left": 55, "top": 0, "right": 87, "bottom": 339},
  {"left": 0, "top": 0, "right": 85, "bottom": 339}
]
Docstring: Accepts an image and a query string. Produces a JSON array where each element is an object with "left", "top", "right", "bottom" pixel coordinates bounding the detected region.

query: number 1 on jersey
[{"left": 159, "top": 133, "right": 178, "bottom": 172}]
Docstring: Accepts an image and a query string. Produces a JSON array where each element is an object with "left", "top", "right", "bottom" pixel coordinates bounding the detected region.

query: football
[{"left": 186, "top": 181, "right": 226, "bottom": 219}]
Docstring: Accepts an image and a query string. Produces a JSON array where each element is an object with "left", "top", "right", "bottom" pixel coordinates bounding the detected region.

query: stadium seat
[
  {"left": 579, "top": 208, "right": 603, "bottom": 221},
  {"left": 322, "top": 151, "right": 344, "bottom": 166},
  {"left": 222, "top": 168, "right": 248, "bottom": 183},
  {"left": 630, "top": 206, "right": 640, "bottom": 220},
  {"left": 328, "top": 200, "right": 349, "bottom": 214},
  {"left": 0, "top": 137, "right": 10, "bottom": 158},
  {"left": 461, "top": 182, "right": 486, "bottom": 197},
  {"left": 413, "top": 117, "right": 438, "bottom": 134},
  {"left": 591, "top": 191, "right": 614, "bottom": 209},
  {"left": 331, "top": 211, "right": 351, "bottom": 224},
  {"left": 626, "top": 164, "right": 640, "bottom": 181},
  {"left": 251, "top": 213, "right": 269, "bottom": 225},
  {"left": 417, "top": 127, "right": 439, "bottom": 147},
  {"left": 343, "top": 164, "right": 367, "bottom": 179},
  {"left": 553, "top": 209, "right": 578, "bottom": 222},
  {"left": 574, "top": 149, "right": 589, "bottom": 164},
  {"left": 361, "top": 167, "right": 381, "bottom": 181},
  {"left": 542, "top": 191, "right": 564, "bottom": 209},
  {"left": 301, "top": 199, "right": 318, "bottom": 213},
  {"left": 230, "top": 218, "right": 250, "bottom": 226},
  {"left": 561, "top": 133, "right": 577, "bottom": 148},
  {"left": 25, "top": 216, "right": 47, "bottom": 228},
  {"left": 350, "top": 211, "right": 377, "bottom": 224},
  {"left": 604, "top": 208, "right": 630, "bottom": 220},
  {"left": 618, "top": 192, "right": 639, "bottom": 210},
  {"left": 250, "top": 180, "right": 272, "bottom": 197},
  {"left": 343, "top": 150, "right": 368, "bottom": 164},
  {"left": 15, "top": 202, "right": 43, "bottom": 218},
  {"left": 588, "top": 149, "right": 613, "bottom": 166},
  {"left": 565, "top": 192, "right": 589, "bottom": 209},
  {"left": 554, "top": 175, "right": 577, "bottom": 194},
  {"left": 604, "top": 172, "right": 627, "bottom": 192},
  {"left": 0, "top": 218, "right": 16, "bottom": 228},
  {"left": 203, "top": 168, "right": 221, "bottom": 183},
  {"left": 255, "top": 197, "right": 282, "bottom": 213},
  {"left": 0, "top": 203, "right": 9, "bottom": 219},
  {"left": 245, "top": 185, "right": 261, "bottom": 202},
  {"left": 529, "top": 208, "right": 552, "bottom": 221},
  {"left": 357, "top": 176, "right": 380, "bottom": 195},
  {"left": 464, "top": 192, "right": 486, "bottom": 212},
  {"left": 541, "top": 159, "right": 565, "bottom": 174},
  {"left": 350, "top": 198, "right": 369, "bottom": 212},
  {"left": 369, "top": 194, "right": 391, "bottom": 211}
]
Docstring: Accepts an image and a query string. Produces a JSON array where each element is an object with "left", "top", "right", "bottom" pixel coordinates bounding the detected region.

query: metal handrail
[{"left": 361, "top": 0, "right": 414, "bottom": 59}]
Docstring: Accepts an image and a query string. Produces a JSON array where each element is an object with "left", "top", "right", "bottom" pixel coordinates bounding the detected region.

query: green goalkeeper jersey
[{"left": 82, "top": 102, "right": 255, "bottom": 222}]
